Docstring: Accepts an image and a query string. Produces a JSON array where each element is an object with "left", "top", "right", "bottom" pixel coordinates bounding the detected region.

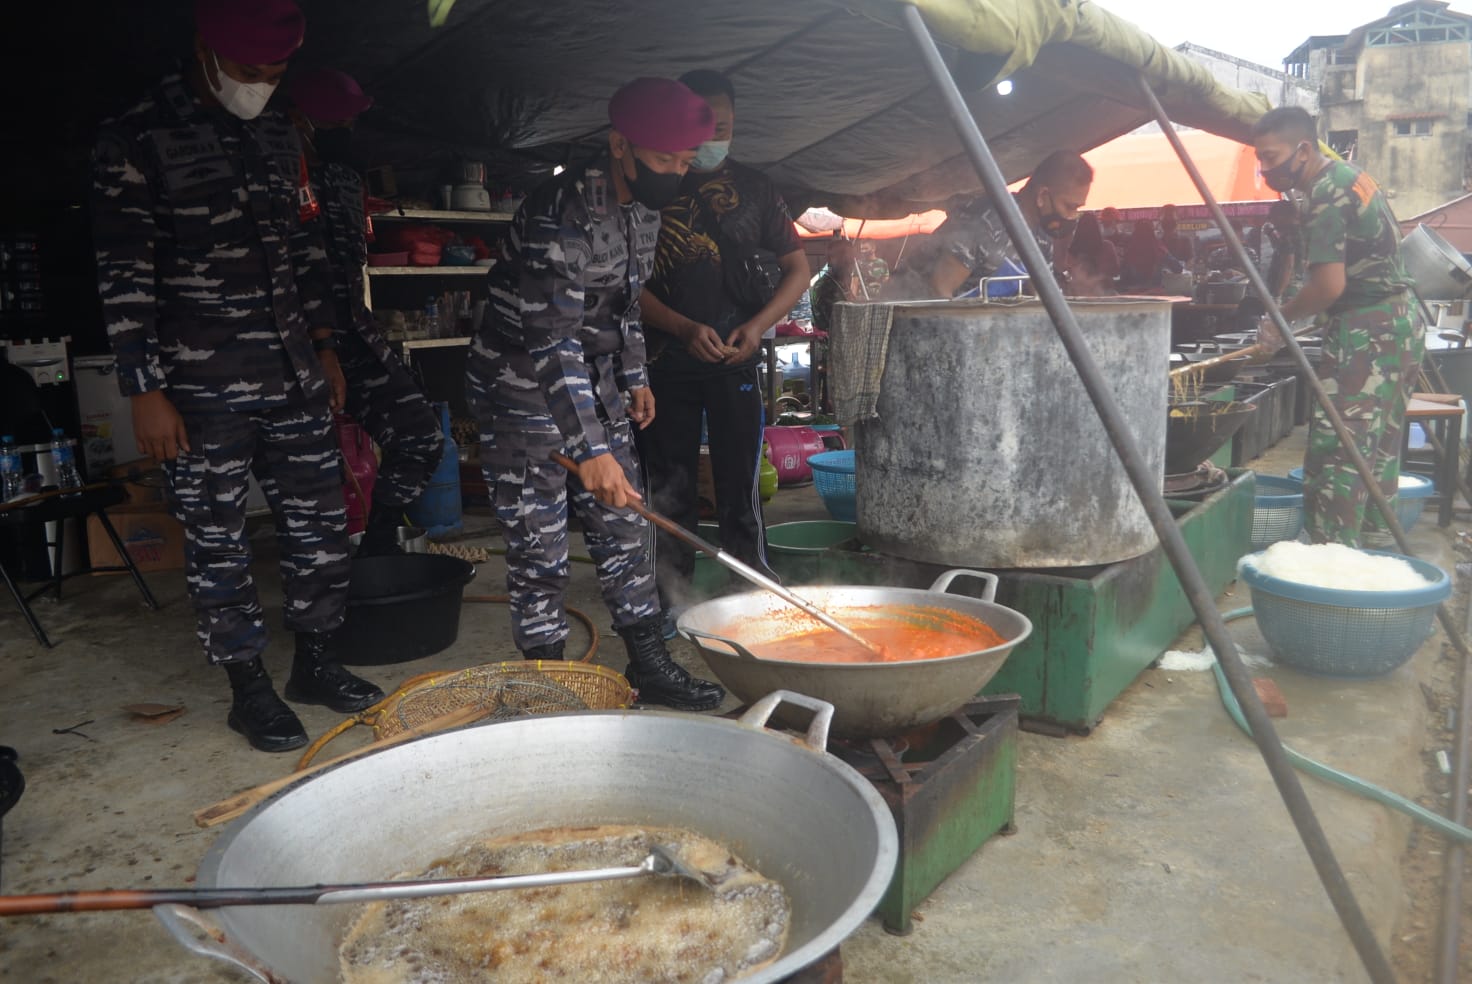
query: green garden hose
[{"left": 1215, "top": 606, "right": 1471, "bottom": 843}]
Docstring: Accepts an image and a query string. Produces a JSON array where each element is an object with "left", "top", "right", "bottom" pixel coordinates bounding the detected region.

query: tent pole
[
  {"left": 900, "top": 7, "right": 1394, "bottom": 982},
  {"left": 1135, "top": 76, "right": 1470, "bottom": 984}
]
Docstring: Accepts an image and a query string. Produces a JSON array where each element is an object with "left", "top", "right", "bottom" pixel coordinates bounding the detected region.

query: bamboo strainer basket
[{"left": 295, "top": 661, "right": 632, "bottom": 768}]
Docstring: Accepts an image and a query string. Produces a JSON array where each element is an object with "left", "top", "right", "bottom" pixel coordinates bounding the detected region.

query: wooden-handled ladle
[{"left": 552, "top": 453, "right": 887, "bottom": 660}]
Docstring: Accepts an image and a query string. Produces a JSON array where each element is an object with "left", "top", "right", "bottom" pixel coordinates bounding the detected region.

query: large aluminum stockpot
[
  {"left": 678, "top": 570, "right": 1032, "bottom": 738},
  {"left": 843, "top": 297, "right": 1170, "bottom": 568},
  {"left": 156, "top": 692, "right": 898, "bottom": 984},
  {"left": 1402, "top": 223, "right": 1472, "bottom": 300}
]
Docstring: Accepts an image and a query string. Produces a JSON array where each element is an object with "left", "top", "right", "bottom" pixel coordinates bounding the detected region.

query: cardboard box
[
  {"left": 87, "top": 505, "right": 185, "bottom": 575},
  {"left": 109, "top": 458, "right": 167, "bottom": 505}
]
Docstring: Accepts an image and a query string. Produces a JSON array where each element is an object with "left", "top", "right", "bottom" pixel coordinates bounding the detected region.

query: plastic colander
[
  {"left": 1239, "top": 550, "right": 1450, "bottom": 677},
  {"left": 1287, "top": 468, "right": 1434, "bottom": 532},
  {"left": 806, "top": 450, "right": 856, "bottom": 522},
  {"left": 1250, "top": 475, "right": 1304, "bottom": 550}
]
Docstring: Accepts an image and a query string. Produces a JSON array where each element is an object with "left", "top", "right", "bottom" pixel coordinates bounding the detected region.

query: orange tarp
[
  {"left": 1079, "top": 130, "right": 1276, "bottom": 210},
  {"left": 796, "top": 210, "right": 949, "bottom": 240},
  {"left": 798, "top": 130, "right": 1273, "bottom": 237}
]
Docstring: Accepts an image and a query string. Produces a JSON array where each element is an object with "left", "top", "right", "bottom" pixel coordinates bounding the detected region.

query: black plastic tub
[
  {"left": 0, "top": 746, "right": 23, "bottom": 889},
  {"left": 338, "top": 555, "right": 476, "bottom": 665}
]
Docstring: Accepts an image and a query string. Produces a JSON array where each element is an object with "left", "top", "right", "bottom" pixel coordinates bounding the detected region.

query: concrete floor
[{"left": 0, "top": 428, "right": 1458, "bottom": 983}]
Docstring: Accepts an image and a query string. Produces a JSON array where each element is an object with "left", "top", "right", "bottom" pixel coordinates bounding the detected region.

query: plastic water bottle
[
  {"left": 50, "top": 428, "right": 82, "bottom": 491},
  {"left": 0, "top": 435, "right": 21, "bottom": 501}
]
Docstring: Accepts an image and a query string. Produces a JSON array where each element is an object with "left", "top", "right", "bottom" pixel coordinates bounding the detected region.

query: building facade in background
[
  {"left": 1176, "top": 43, "right": 1319, "bottom": 116},
  {"left": 1287, "top": 1, "right": 1472, "bottom": 219}
]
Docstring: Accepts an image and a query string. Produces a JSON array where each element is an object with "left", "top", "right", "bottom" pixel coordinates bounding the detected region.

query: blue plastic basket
[
  {"left": 806, "top": 450, "right": 857, "bottom": 522},
  {"left": 1287, "top": 468, "right": 1435, "bottom": 532},
  {"left": 1251, "top": 474, "right": 1304, "bottom": 550},
  {"left": 1239, "top": 549, "right": 1450, "bottom": 676}
]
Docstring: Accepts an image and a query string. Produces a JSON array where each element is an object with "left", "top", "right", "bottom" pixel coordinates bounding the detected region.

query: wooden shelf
[
  {"left": 373, "top": 208, "right": 514, "bottom": 223},
  {"left": 366, "top": 266, "right": 489, "bottom": 277},
  {"left": 400, "top": 336, "right": 471, "bottom": 351}
]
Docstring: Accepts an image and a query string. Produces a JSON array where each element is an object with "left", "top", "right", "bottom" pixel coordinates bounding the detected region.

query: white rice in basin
[{"left": 1241, "top": 542, "right": 1433, "bottom": 592}]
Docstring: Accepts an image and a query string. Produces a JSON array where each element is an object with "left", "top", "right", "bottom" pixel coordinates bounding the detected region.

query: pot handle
[
  {"left": 739, "top": 690, "right": 834, "bottom": 753},
  {"left": 679, "top": 626, "right": 763, "bottom": 662},
  {"left": 929, "top": 568, "right": 998, "bottom": 603},
  {"left": 153, "top": 904, "right": 276, "bottom": 983}
]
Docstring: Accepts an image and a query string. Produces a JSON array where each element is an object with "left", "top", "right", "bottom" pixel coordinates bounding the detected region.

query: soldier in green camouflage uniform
[{"left": 1252, "top": 107, "right": 1423, "bottom": 547}]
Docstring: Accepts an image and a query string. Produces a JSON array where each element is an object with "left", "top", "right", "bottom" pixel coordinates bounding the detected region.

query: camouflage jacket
[
  {"left": 91, "top": 73, "right": 333, "bottom": 410},
  {"left": 1302, "top": 161, "right": 1412, "bottom": 314},
  {"left": 473, "top": 151, "right": 658, "bottom": 461},
  {"left": 310, "top": 159, "right": 394, "bottom": 367},
  {"left": 932, "top": 192, "right": 1052, "bottom": 292}
]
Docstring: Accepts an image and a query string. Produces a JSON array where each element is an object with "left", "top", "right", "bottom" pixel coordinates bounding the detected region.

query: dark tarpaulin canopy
[
  {"left": 0, "top": 0, "right": 1269, "bottom": 219},
  {"left": 294, "top": 0, "right": 1270, "bottom": 217}
]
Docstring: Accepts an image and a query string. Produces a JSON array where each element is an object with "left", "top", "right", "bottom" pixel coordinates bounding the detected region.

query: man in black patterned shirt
[{"left": 640, "top": 70, "right": 810, "bottom": 630}]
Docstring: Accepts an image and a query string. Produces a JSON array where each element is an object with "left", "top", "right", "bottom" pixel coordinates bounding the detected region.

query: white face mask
[
  {"left": 690, "top": 139, "right": 732, "bottom": 171},
  {"left": 208, "top": 51, "right": 278, "bottom": 120}
]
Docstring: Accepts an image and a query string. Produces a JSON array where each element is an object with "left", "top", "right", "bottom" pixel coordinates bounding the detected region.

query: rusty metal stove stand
[{"left": 830, "top": 695, "right": 1019, "bottom": 936}]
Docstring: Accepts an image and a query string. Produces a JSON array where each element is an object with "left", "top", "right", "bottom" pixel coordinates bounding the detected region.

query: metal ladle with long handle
[
  {"left": 551, "top": 453, "right": 888, "bottom": 661},
  {"left": 0, "top": 844, "right": 720, "bottom": 915}
]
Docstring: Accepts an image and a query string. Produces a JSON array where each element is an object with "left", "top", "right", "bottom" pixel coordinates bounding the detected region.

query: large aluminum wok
[
  {"left": 679, "top": 570, "right": 1032, "bottom": 738},
  {"left": 155, "top": 692, "right": 897, "bottom": 983}
]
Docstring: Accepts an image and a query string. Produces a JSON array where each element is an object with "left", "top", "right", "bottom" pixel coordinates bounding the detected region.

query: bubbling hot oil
[{"left": 339, "top": 824, "right": 789, "bottom": 983}]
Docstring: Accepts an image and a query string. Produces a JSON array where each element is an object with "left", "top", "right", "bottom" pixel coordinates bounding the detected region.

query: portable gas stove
[{"left": 828, "top": 695, "right": 1020, "bottom": 935}]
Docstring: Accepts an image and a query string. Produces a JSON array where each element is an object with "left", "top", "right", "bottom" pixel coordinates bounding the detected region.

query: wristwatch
[{"left": 312, "top": 334, "right": 339, "bottom": 353}]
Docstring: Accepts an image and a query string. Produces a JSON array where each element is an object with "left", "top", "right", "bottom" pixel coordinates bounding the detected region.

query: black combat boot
[
  {"left": 284, "top": 632, "right": 385, "bottom": 713},
  {"left": 223, "top": 659, "right": 309, "bottom": 753},
  {"left": 618, "top": 615, "right": 725, "bottom": 711},
  {"left": 522, "top": 640, "right": 565, "bottom": 661},
  {"left": 355, "top": 502, "right": 404, "bottom": 557}
]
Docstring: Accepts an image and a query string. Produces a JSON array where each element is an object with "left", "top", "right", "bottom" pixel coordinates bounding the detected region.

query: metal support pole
[
  {"left": 1133, "top": 76, "right": 1471, "bottom": 983},
  {"left": 1442, "top": 622, "right": 1472, "bottom": 984},
  {"left": 900, "top": 8, "right": 1395, "bottom": 981}
]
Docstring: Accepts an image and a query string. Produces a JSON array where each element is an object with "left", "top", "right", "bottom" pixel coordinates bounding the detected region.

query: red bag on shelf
[{"left": 378, "top": 223, "right": 454, "bottom": 257}]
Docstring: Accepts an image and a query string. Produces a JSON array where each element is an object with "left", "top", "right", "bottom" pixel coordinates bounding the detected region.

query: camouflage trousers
[
  {"left": 474, "top": 414, "right": 660, "bottom": 653},
  {"left": 1302, "top": 296, "right": 1425, "bottom": 547},
  {"left": 339, "top": 335, "right": 443, "bottom": 509},
  {"left": 165, "top": 396, "right": 351, "bottom": 664}
]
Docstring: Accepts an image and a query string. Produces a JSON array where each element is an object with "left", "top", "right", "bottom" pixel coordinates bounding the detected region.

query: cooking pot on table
[
  {"left": 678, "top": 570, "right": 1032, "bottom": 738},
  {"left": 155, "top": 691, "right": 898, "bottom": 983}
]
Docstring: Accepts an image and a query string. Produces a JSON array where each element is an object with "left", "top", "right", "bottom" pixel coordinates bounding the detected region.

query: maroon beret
[
  {"left": 608, "top": 77, "right": 716, "bottom": 154},
  {"left": 196, "top": 0, "right": 305, "bottom": 66},
  {"left": 291, "top": 68, "right": 373, "bottom": 124}
]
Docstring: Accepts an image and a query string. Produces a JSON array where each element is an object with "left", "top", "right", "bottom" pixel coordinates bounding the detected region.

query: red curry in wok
[{"left": 725, "top": 606, "right": 1007, "bottom": 664}]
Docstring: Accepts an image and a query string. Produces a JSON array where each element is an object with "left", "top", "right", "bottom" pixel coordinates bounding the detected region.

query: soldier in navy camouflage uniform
[
  {"left": 90, "top": 0, "right": 382, "bottom": 753},
  {"left": 1253, "top": 107, "right": 1424, "bottom": 547},
  {"left": 918, "top": 150, "right": 1094, "bottom": 299},
  {"left": 466, "top": 77, "right": 724, "bottom": 710},
  {"left": 289, "top": 69, "right": 442, "bottom": 556}
]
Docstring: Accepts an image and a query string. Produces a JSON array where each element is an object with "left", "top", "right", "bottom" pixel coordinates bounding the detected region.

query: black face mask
[
  {"left": 1038, "top": 192, "right": 1077, "bottom": 239},
  {"left": 625, "top": 153, "right": 683, "bottom": 210},
  {"left": 313, "top": 127, "right": 356, "bottom": 166},
  {"left": 1261, "top": 143, "right": 1309, "bottom": 193}
]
